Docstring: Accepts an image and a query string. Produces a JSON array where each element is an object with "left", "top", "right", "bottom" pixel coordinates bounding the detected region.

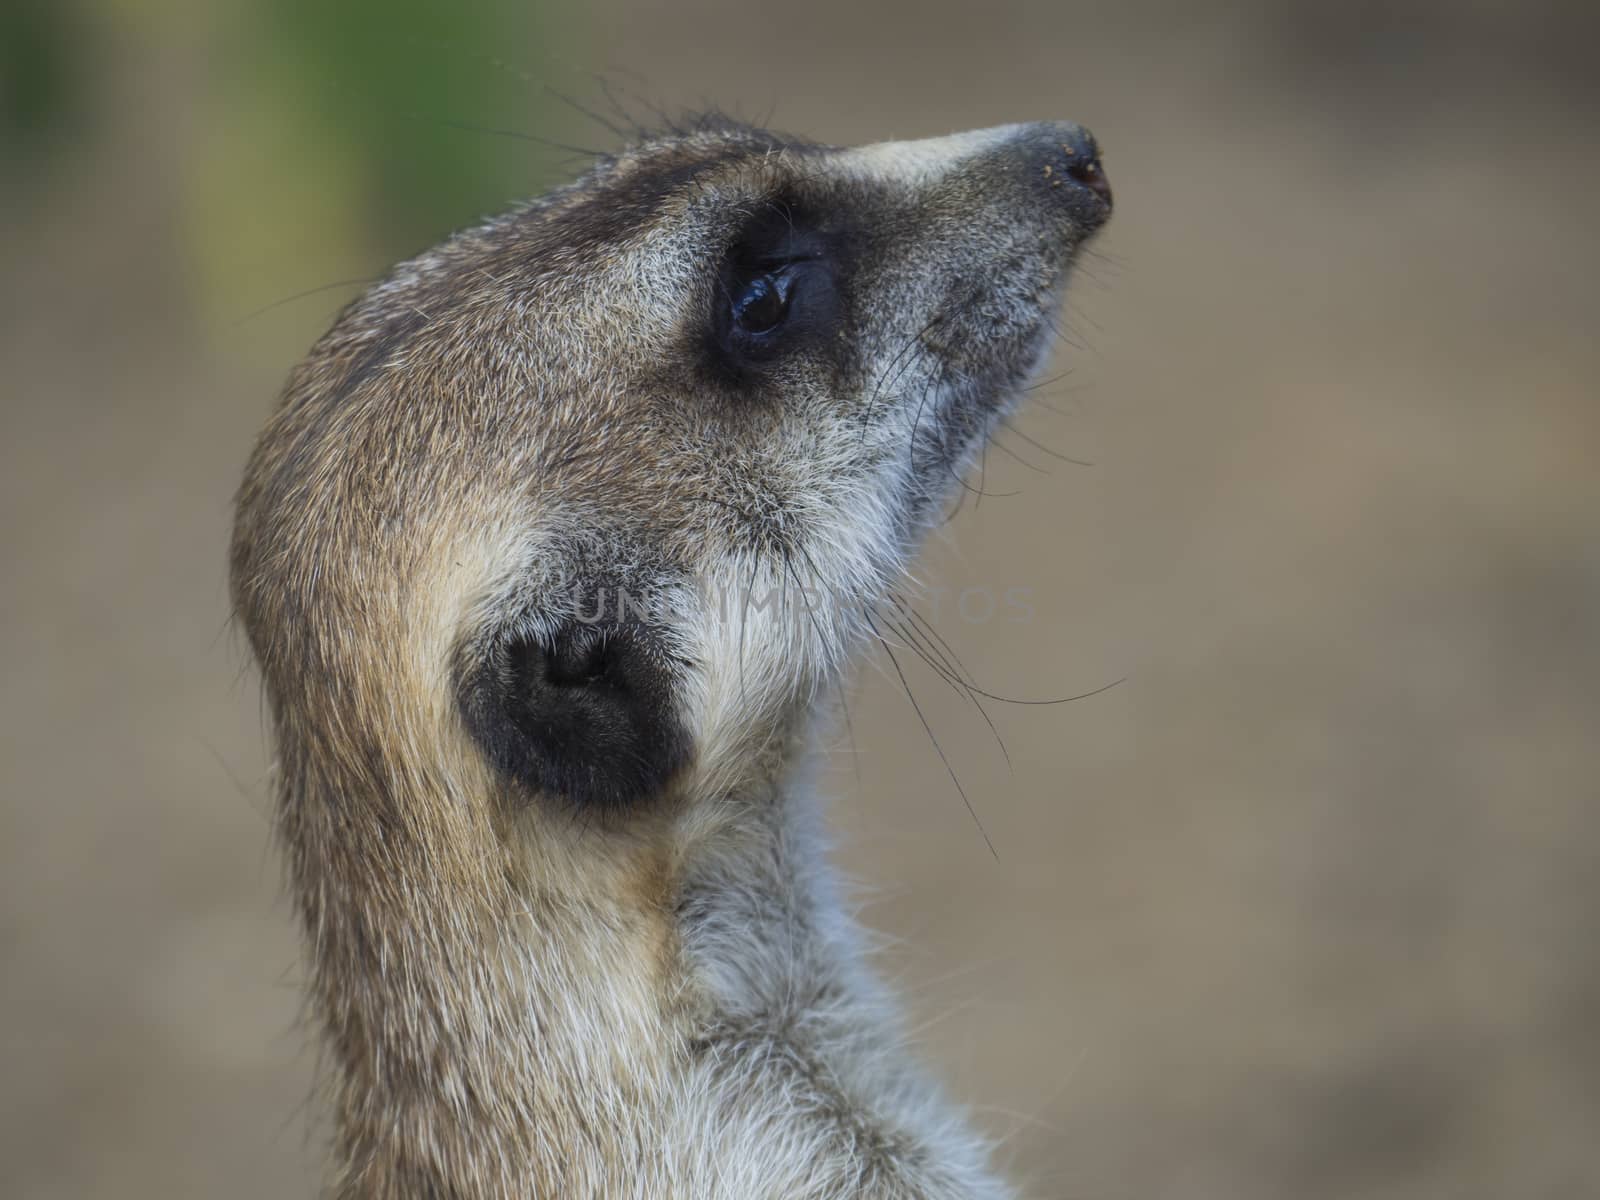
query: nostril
[{"left": 1062, "top": 149, "right": 1112, "bottom": 207}]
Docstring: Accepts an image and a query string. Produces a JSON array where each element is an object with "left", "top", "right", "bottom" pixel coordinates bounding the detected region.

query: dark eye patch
[{"left": 709, "top": 200, "right": 841, "bottom": 374}]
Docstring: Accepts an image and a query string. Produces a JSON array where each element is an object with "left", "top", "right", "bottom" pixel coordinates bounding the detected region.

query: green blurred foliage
[
  {"left": 1, "top": 0, "right": 87, "bottom": 161},
  {"left": 238, "top": 0, "right": 556, "bottom": 250},
  {"left": 181, "top": 0, "right": 574, "bottom": 339}
]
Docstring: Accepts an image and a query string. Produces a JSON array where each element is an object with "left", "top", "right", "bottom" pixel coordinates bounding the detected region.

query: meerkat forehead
[{"left": 232, "top": 116, "right": 1110, "bottom": 833}]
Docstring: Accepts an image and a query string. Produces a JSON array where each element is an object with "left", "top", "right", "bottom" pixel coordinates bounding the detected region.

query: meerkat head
[{"left": 234, "top": 117, "right": 1110, "bottom": 845}]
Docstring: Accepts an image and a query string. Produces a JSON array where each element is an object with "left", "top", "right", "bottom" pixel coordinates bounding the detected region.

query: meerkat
[{"left": 231, "top": 116, "right": 1111, "bottom": 1198}]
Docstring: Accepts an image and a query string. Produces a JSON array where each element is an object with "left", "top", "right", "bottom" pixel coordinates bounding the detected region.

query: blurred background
[{"left": 3, "top": 1, "right": 1597, "bottom": 1196}]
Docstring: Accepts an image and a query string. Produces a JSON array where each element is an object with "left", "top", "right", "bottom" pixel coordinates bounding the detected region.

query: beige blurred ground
[{"left": 3, "top": 2, "right": 1598, "bottom": 1197}]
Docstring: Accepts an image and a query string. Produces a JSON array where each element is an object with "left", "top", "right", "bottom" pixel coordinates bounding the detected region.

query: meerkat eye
[
  {"left": 711, "top": 214, "right": 839, "bottom": 373},
  {"left": 731, "top": 272, "right": 793, "bottom": 334}
]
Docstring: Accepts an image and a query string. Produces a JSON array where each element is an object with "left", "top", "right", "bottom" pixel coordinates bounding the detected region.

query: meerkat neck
[
  {"left": 297, "top": 733, "right": 849, "bottom": 1194},
  {"left": 289, "top": 702, "right": 1006, "bottom": 1197}
]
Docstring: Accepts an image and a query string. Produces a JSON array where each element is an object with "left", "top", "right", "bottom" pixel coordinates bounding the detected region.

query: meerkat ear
[{"left": 461, "top": 621, "right": 693, "bottom": 812}]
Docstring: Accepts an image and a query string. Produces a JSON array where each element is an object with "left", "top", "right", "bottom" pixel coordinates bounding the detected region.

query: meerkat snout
[{"left": 231, "top": 116, "right": 1111, "bottom": 1197}]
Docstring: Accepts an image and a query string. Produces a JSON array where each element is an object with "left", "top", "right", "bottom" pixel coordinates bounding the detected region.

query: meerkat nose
[
  {"left": 1064, "top": 150, "right": 1112, "bottom": 206},
  {"left": 1024, "top": 121, "right": 1113, "bottom": 216}
]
